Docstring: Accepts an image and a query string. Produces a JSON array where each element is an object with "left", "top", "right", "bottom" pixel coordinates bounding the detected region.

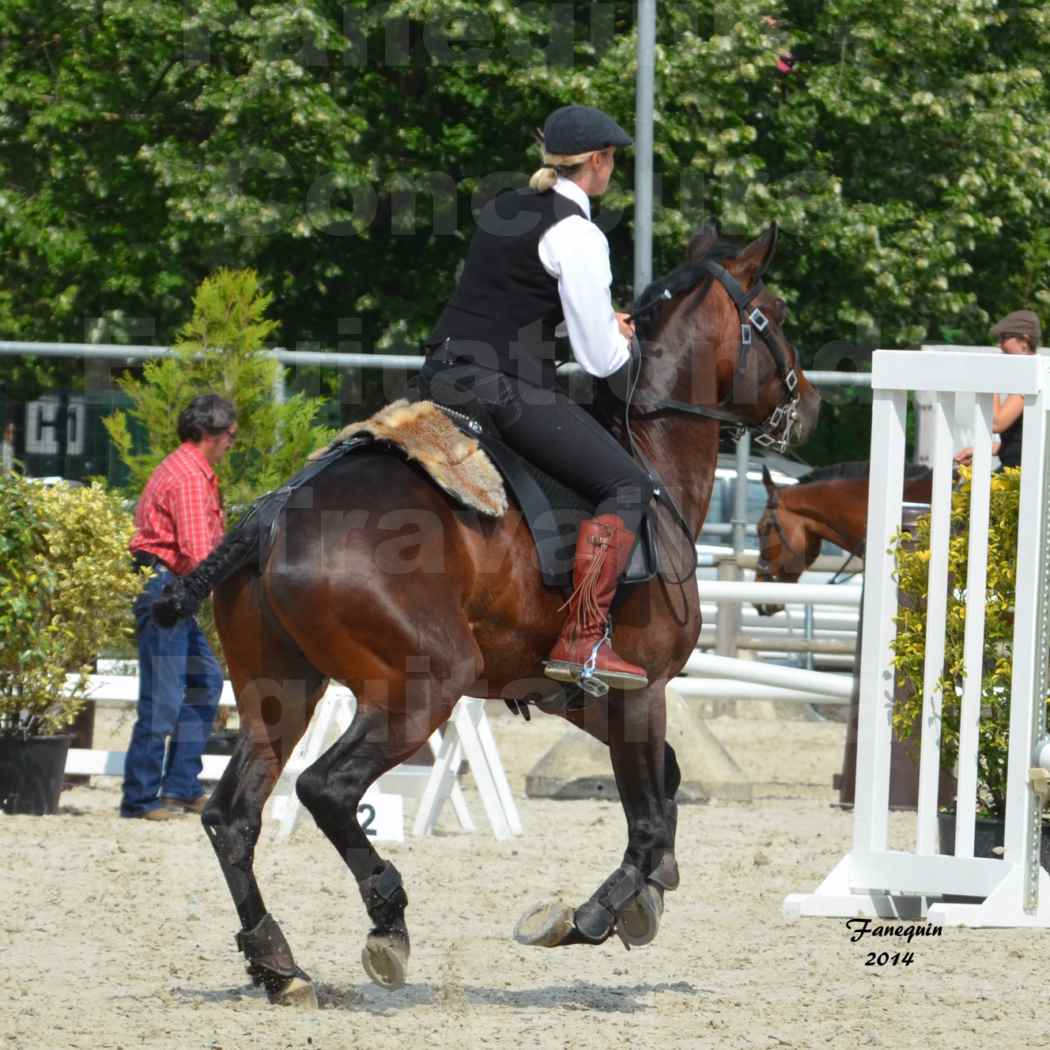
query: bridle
[
  {"left": 618, "top": 252, "right": 806, "bottom": 588},
  {"left": 754, "top": 490, "right": 809, "bottom": 578},
  {"left": 628, "top": 258, "right": 802, "bottom": 454}
]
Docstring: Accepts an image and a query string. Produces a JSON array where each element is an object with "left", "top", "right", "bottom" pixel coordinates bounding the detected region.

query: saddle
[{"left": 307, "top": 390, "right": 660, "bottom": 592}]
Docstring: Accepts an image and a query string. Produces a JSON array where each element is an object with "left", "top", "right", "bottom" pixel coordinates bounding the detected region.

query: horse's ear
[
  {"left": 687, "top": 217, "right": 722, "bottom": 262},
  {"left": 726, "top": 222, "right": 778, "bottom": 286},
  {"left": 761, "top": 464, "right": 777, "bottom": 497}
]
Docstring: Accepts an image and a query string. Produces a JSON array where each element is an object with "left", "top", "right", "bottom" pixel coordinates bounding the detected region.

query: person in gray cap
[
  {"left": 955, "top": 309, "right": 1042, "bottom": 469},
  {"left": 424, "top": 103, "right": 651, "bottom": 694}
]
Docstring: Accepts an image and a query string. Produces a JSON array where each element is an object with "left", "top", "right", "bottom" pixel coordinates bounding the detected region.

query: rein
[
  {"left": 629, "top": 259, "right": 801, "bottom": 453},
  {"left": 618, "top": 252, "right": 804, "bottom": 584},
  {"left": 620, "top": 338, "right": 699, "bottom": 587}
]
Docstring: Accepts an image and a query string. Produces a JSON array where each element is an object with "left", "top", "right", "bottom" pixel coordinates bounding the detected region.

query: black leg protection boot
[
  {"left": 358, "top": 861, "right": 409, "bottom": 931},
  {"left": 573, "top": 864, "right": 646, "bottom": 944},
  {"left": 358, "top": 861, "right": 411, "bottom": 990},
  {"left": 236, "top": 913, "right": 312, "bottom": 1001}
]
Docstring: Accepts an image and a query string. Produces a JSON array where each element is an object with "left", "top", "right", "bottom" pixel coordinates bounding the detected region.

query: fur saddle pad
[{"left": 309, "top": 399, "right": 508, "bottom": 518}]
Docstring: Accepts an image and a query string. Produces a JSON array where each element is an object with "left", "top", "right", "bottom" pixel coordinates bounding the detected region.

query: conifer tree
[{"left": 104, "top": 269, "right": 334, "bottom": 509}]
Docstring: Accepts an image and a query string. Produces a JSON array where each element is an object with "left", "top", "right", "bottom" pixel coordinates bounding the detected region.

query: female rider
[{"left": 425, "top": 104, "right": 653, "bottom": 693}]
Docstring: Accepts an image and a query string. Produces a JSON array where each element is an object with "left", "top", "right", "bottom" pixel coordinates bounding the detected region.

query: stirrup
[
  {"left": 543, "top": 630, "right": 613, "bottom": 697},
  {"left": 578, "top": 633, "right": 612, "bottom": 697},
  {"left": 542, "top": 658, "right": 611, "bottom": 697},
  {"left": 578, "top": 671, "right": 611, "bottom": 698}
]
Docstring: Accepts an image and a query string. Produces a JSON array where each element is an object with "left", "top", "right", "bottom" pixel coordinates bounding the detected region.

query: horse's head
[
  {"left": 753, "top": 465, "right": 820, "bottom": 616},
  {"left": 634, "top": 221, "right": 820, "bottom": 452}
]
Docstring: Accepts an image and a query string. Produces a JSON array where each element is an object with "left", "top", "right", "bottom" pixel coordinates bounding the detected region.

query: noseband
[{"left": 630, "top": 259, "right": 802, "bottom": 453}]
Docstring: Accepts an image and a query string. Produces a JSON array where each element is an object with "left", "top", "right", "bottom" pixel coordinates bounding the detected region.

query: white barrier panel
[
  {"left": 65, "top": 675, "right": 521, "bottom": 843},
  {"left": 785, "top": 348, "right": 1050, "bottom": 927}
]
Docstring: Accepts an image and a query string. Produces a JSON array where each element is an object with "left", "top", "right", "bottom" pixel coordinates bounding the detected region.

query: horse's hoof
[
  {"left": 615, "top": 883, "right": 664, "bottom": 948},
  {"left": 361, "top": 933, "right": 409, "bottom": 989},
  {"left": 513, "top": 901, "right": 575, "bottom": 947},
  {"left": 271, "top": 975, "right": 318, "bottom": 1009}
]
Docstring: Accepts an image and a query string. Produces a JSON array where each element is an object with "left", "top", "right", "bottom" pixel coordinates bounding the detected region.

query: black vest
[
  {"left": 999, "top": 413, "right": 1023, "bottom": 468},
  {"left": 429, "top": 188, "right": 586, "bottom": 387}
]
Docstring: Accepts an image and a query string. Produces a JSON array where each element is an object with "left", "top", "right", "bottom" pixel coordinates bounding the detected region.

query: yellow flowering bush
[
  {"left": 891, "top": 468, "right": 1040, "bottom": 820},
  {"left": 0, "top": 475, "right": 144, "bottom": 737}
]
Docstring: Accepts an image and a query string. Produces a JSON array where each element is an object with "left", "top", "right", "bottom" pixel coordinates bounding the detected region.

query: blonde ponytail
[
  {"left": 529, "top": 166, "right": 559, "bottom": 191},
  {"left": 528, "top": 149, "right": 598, "bottom": 191}
]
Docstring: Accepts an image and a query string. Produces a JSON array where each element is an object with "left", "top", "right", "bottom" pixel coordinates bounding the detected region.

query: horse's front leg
[{"left": 515, "top": 680, "right": 679, "bottom": 949}]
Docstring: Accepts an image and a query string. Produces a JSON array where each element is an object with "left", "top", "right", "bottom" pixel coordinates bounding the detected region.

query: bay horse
[
  {"left": 155, "top": 221, "right": 820, "bottom": 1006},
  {"left": 754, "top": 462, "right": 932, "bottom": 615}
]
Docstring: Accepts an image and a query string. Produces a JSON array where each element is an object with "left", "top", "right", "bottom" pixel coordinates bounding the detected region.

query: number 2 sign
[{"left": 357, "top": 786, "right": 404, "bottom": 842}]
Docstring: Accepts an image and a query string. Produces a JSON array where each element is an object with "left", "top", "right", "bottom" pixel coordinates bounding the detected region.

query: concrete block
[{"left": 525, "top": 685, "right": 752, "bottom": 803}]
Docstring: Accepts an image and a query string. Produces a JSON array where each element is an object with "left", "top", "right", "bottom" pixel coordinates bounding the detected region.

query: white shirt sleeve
[{"left": 538, "top": 215, "right": 630, "bottom": 378}]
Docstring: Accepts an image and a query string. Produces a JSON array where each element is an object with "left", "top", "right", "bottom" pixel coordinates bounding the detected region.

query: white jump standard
[{"left": 785, "top": 347, "right": 1050, "bottom": 927}]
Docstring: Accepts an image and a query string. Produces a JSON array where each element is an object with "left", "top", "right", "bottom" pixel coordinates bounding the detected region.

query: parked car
[
  {"left": 695, "top": 448, "right": 861, "bottom": 674},
  {"left": 698, "top": 449, "right": 808, "bottom": 548}
]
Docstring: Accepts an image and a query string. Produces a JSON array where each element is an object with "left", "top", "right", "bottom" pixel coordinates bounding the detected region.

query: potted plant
[
  {"left": 891, "top": 466, "right": 1050, "bottom": 860},
  {"left": 0, "top": 473, "right": 143, "bottom": 814}
]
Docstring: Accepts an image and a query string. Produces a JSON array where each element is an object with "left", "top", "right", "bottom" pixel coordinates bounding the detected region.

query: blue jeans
[{"left": 120, "top": 569, "right": 223, "bottom": 817}]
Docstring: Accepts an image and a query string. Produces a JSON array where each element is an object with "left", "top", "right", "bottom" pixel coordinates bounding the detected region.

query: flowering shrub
[
  {"left": 0, "top": 475, "right": 144, "bottom": 738},
  {"left": 890, "top": 468, "right": 1045, "bottom": 818},
  {"left": 890, "top": 468, "right": 1044, "bottom": 820}
]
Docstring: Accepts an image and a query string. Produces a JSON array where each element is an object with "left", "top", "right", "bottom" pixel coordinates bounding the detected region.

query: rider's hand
[
  {"left": 616, "top": 312, "right": 636, "bottom": 342},
  {"left": 953, "top": 447, "right": 973, "bottom": 465}
]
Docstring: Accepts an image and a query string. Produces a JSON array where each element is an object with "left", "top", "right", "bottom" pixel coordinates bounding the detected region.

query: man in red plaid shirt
[{"left": 120, "top": 394, "right": 238, "bottom": 820}]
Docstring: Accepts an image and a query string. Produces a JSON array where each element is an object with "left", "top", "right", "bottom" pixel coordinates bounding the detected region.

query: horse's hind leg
[
  {"left": 204, "top": 575, "right": 327, "bottom": 1006},
  {"left": 294, "top": 670, "right": 462, "bottom": 990}
]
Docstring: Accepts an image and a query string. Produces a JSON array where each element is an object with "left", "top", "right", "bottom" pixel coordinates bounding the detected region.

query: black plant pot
[
  {"left": 938, "top": 812, "right": 1050, "bottom": 872},
  {"left": 0, "top": 735, "right": 72, "bottom": 815}
]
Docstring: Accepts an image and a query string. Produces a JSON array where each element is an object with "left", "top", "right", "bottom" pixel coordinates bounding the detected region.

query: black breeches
[{"left": 432, "top": 365, "right": 654, "bottom": 535}]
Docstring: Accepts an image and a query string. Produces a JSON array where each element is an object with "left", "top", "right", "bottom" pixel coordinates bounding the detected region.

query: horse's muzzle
[{"left": 792, "top": 384, "right": 822, "bottom": 445}]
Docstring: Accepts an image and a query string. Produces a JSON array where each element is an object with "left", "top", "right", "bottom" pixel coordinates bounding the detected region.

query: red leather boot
[{"left": 543, "top": 514, "right": 648, "bottom": 693}]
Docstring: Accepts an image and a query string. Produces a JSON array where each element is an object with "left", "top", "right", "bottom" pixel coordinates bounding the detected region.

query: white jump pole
[{"left": 683, "top": 652, "right": 854, "bottom": 699}]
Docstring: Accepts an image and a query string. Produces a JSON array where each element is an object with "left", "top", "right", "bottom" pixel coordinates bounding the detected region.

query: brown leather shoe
[
  {"left": 544, "top": 514, "right": 648, "bottom": 693},
  {"left": 160, "top": 795, "right": 208, "bottom": 815},
  {"left": 123, "top": 806, "right": 182, "bottom": 822}
]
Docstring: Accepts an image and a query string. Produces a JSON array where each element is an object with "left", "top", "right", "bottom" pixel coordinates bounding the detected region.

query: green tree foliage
[
  {"left": 104, "top": 268, "right": 334, "bottom": 506},
  {"left": 0, "top": 475, "right": 142, "bottom": 738},
  {"left": 3, "top": 1, "right": 1050, "bottom": 461},
  {"left": 890, "top": 468, "right": 1048, "bottom": 820}
]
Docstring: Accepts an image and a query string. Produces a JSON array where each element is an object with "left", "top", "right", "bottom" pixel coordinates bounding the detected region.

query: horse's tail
[
  {"left": 151, "top": 507, "right": 262, "bottom": 627},
  {"left": 151, "top": 444, "right": 352, "bottom": 627}
]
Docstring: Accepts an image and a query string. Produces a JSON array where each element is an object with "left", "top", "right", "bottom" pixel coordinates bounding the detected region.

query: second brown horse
[{"left": 754, "top": 462, "right": 933, "bottom": 615}]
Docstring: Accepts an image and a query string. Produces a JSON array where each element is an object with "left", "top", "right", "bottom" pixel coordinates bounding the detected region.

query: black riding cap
[{"left": 542, "top": 105, "right": 633, "bottom": 155}]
